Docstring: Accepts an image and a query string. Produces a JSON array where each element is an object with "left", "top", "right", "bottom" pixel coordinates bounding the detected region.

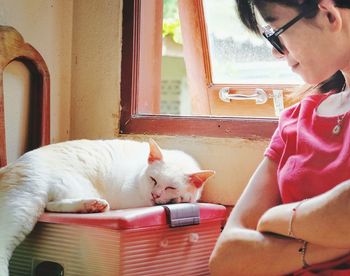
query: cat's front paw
[{"left": 82, "top": 199, "right": 110, "bottom": 213}]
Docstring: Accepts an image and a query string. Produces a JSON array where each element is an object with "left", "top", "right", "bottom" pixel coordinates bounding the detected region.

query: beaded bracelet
[
  {"left": 288, "top": 199, "right": 308, "bottom": 238},
  {"left": 298, "top": 240, "right": 310, "bottom": 268}
]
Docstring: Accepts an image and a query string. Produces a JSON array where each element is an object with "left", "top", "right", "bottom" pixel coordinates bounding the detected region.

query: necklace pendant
[{"left": 333, "top": 124, "right": 342, "bottom": 135}]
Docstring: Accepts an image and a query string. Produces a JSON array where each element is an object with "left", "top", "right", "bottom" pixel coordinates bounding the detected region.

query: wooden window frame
[{"left": 120, "top": 0, "right": 281, "bottom": 139}]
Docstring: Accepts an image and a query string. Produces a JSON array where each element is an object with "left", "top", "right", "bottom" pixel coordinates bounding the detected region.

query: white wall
[
  {"left": 0, "top": 0, "right": 73, "bottom": 146},
  {"left": 70, "top": 0, "right": 122, "bottom": 139},
  {"left": 4, "top": 62, "right": 30, "bottom": 163}
]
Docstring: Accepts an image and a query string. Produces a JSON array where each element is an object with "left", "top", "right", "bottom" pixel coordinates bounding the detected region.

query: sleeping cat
[{"left": 0, "top": 138, "right": 214, "bottom": 276}]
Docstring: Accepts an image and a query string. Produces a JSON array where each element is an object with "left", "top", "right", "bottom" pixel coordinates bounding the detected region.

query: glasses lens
[
  {"left": 263, "top": 31, "right": 284, "bottom": 54},
  {"left": 270, "top": 38, "right": 284, "bottom": 54}
]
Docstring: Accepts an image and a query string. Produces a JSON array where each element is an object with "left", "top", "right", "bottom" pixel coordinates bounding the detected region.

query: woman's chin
[{"left": 300, "top": 72, "right": 340, "bottom": 87}]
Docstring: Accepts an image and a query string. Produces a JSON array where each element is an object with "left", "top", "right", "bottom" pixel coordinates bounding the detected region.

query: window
[
  {"left": 203, "top": 0, "right": 302, "bottom": 85},
  {"left": 120, "top": 0, "right": 302, "bottom": 138}
]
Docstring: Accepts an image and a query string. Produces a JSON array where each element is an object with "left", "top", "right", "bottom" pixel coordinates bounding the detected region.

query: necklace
[
  {"left": 332, "top": 83, "right": 347, "bottom": 135},
  {"left": 332, "top": 114, "right": 346, "bottom": 135}
]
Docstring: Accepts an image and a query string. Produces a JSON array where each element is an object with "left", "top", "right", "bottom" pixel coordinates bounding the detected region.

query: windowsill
[{"left": 119, "top": 114, "right": 278, "bottom": 139}]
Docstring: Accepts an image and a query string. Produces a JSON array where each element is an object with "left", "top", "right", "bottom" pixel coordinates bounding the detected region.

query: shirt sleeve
[
  {"left": 264, "top": 126, "right": 284, "bottom": 164},
  {"left": 264, "top": 100, "right": 303, "bottom": 164}
]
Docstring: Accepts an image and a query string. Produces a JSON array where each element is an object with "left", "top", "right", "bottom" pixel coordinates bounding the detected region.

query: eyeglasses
[{"left": 262, "top": 7, "right": 317, "bottom": 54}]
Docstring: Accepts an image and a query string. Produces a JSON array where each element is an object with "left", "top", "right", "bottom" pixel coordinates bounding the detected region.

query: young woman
[{"left": 209, "top": 1, "right": 350, "bottom": 275}]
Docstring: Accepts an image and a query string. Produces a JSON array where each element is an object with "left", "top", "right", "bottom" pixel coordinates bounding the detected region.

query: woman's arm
[
  {"left": 209, "top": 157, "right": 349, "bottom": 276},
  {"left": 257, "top": 179, "right": 350, "bottom": 248}
]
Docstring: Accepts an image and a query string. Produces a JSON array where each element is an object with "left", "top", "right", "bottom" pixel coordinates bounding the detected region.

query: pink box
[{"left": 10, "top": 203, "right": 226, "bottom": 276}]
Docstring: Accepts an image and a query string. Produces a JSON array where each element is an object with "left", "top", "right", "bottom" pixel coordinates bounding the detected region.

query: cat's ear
[
  {"left": 148, "top": 138, "right": 163, "bottom": 164},
  {"left": 188, "top": 170, "right": 215, "bottom": 188}
]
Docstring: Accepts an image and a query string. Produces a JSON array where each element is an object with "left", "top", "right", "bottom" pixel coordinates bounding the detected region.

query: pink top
[
  {"left": 265, "top": 92, "right": 350, "bottom": 274},
  {"left": 265, "top": 92, "right": 350, "bottom": 203}
]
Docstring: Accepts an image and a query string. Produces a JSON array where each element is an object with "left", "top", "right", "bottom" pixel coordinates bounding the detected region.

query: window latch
[{"left": 219, "top": 87, "right": 268, "bottom": 105}]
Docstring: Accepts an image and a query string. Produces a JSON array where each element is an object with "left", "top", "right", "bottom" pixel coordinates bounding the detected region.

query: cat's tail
[{"left": 0, "top": 166, "right": 48, "bottom": 276}]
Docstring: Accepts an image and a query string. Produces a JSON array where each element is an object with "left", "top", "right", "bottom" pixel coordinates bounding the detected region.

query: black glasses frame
[{"left": 262, "top": 8, "right": 317, "bottom": 54}]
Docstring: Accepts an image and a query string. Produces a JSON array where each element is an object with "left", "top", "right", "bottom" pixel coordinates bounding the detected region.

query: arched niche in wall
[
  {"left": 0, "top": 26, "right": 50, "bottom": 167},
  {"left": 4, "top": 61, "right": 30, "bottom": 163}
]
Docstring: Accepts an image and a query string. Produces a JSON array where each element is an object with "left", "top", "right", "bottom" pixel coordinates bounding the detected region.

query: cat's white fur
[{"left": 0, "top": 138, "right": 214, "bottom": 275}]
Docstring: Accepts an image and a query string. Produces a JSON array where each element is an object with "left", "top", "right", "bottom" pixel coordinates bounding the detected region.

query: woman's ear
[{"left": 318, "top": 0, "right": 342, "bottom": 32}]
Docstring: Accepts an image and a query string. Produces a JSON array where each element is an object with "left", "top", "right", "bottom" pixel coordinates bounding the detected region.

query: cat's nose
[{"left": 152, "top": 192, "right": 161, "bottom": 199}]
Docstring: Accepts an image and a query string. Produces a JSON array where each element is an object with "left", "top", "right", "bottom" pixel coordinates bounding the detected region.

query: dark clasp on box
[{"left": 163, "top": 203, "right": 200, "bottom": 228}]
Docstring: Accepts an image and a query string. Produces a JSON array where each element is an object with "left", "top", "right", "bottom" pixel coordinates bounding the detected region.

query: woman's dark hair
[{"left": 235, "top": 0, "right": 350, "bottom": 93}]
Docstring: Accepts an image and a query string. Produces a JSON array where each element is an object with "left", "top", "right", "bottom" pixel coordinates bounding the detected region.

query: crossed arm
[{"left": 209, "top": 157, "right": 350, "bottom": 276}]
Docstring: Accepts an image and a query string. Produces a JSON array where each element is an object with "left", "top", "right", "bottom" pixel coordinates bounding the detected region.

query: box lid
[{"left": 39, "top": 203, "right": 226, "bottom": 230}]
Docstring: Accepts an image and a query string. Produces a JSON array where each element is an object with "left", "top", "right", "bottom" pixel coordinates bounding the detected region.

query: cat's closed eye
[
  {"left": 165, "top": 187, "right": 176, "bottom": 191},
  {"left": 150, "top": 176, "right": 157, "bottom": 186}
]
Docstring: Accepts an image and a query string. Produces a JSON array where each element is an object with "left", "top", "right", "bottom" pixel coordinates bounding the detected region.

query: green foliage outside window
[{"left": 163, "top": 0, "right": 182, "bottom": 44}]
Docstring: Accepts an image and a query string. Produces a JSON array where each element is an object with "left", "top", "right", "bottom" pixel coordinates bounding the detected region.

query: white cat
[{"left": 0, "top": 138, "right": 214, "bottom": 275}]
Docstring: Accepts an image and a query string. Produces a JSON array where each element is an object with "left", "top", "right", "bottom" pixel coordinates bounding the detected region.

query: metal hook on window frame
[{"left": 219, "top": 87, "right": 269, "bottom": 105}]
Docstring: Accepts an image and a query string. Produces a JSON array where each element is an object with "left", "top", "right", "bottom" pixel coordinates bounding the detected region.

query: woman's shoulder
[{"left": 280, "top": 92, "right": 328, "bottom": 120}]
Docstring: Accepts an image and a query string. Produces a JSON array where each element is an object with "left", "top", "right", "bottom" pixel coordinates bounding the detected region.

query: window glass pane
[
  {"left": 161, "top": 0, "right": 190, "bottom": 115},
  {"left": 203, "top": 0, "right": 303, "bottom": 85}
]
